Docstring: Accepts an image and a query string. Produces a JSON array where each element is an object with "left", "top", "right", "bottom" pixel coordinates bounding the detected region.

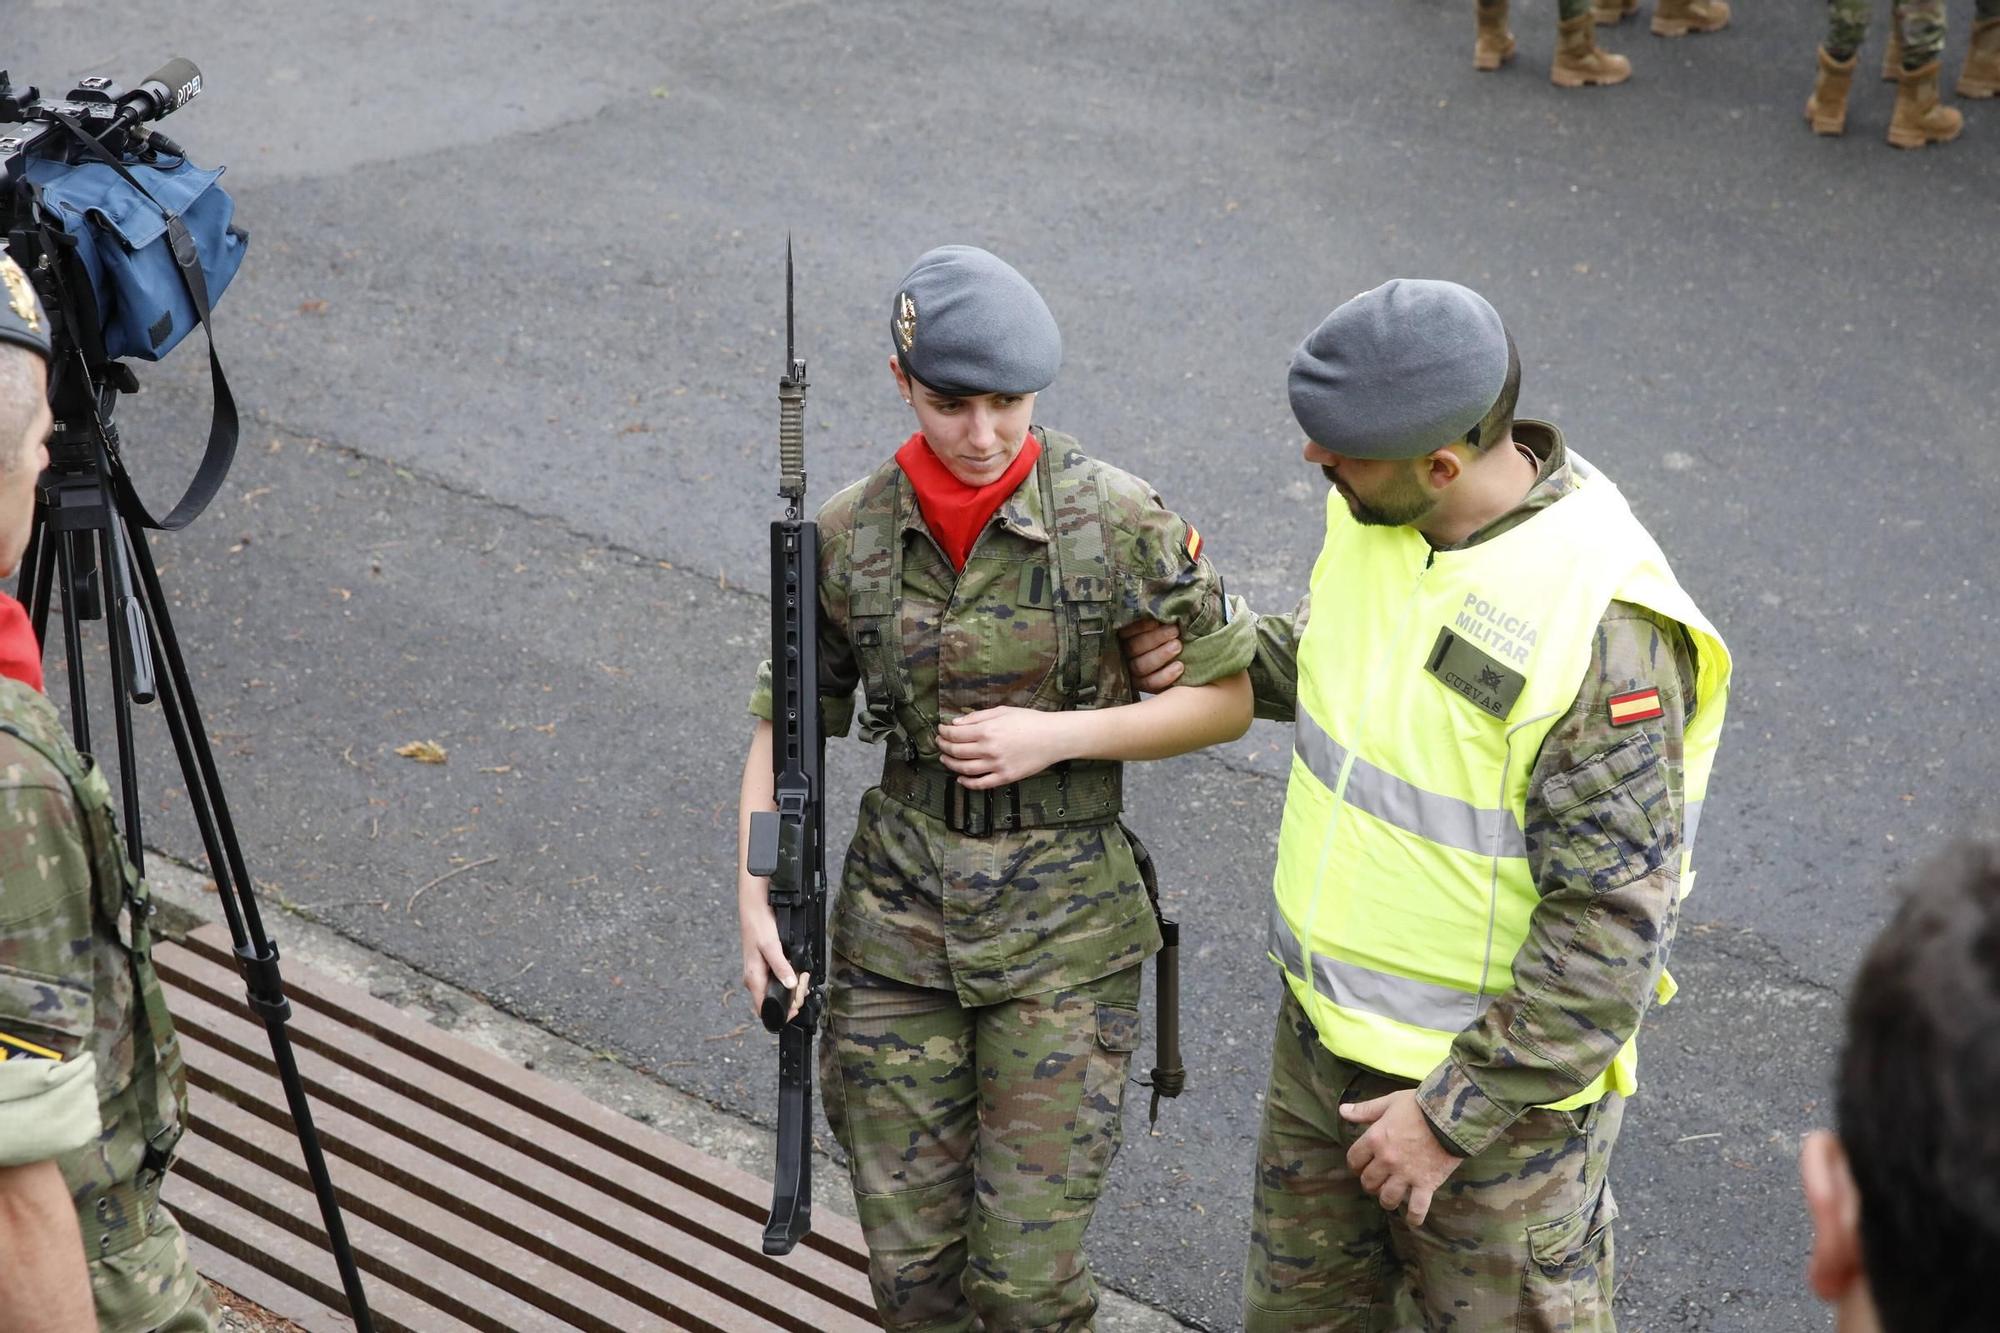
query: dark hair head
[
  {"left": 1461, "top": 334, "right": 1520, "bottom": 453},
  {"left": 1837, "top": 838, "right": 2000, "bottom": 1332}
]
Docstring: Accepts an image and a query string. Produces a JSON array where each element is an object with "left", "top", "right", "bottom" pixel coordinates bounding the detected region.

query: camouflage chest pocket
[
  {"left": 1011, "top": 562, "right": 1070, "bottom": 710},
  {"left": 1064, "top": 1002, "right": 1141, "bottom": 1201},
  {"left": 1541, "top": 732, "right": 1673, "bottom": 893}
]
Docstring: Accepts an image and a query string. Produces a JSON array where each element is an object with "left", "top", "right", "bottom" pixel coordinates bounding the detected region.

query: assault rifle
[{"left": 744, "top": 239, "right": 828, "bottom": 1257}]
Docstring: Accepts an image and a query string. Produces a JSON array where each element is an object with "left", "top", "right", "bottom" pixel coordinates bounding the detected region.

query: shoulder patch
[
  {"left": 1183, "top": 524, "right": 1204, "bottom": 563},
  {"left": 1608, "top": 687, "right": 1664, "bottom": 726}
]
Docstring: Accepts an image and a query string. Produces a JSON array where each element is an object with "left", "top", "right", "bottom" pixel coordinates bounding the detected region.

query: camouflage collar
[{"left": 990, "top": 447, "right": 1050, "bottom": 544}]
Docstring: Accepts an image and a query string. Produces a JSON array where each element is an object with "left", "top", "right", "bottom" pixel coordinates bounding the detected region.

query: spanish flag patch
[
  {"left": 0, "top": 1029, "right": 63, "bottom": 1061},
  {"left": 1608, "top": 688, "right": 1664, "bottom": 726},
  {"left": 1184, "top": 525, "right": 1204, "bottom": 563}
]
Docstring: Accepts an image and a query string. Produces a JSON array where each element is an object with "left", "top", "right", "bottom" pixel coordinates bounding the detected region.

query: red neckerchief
[
  {"left": 895, "top": 431, "right": 1043, "bottom": 572},
  {"left": 0, "top": 594, "right": 43, "bottom": 692}
]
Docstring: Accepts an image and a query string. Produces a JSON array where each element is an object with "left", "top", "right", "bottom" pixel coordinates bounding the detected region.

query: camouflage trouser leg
[
  {"left": 1243, "top": 991, "right": 1622, "bottom": 1333},
  {"left": 92, "top": 1199, "right": 220, "bottom": 1333},
  {"left": 821, "top": 957, "right": 1143, "bottom": 1333},
  {"left": 1827, "top": 0, "right": 1948, "bottom": 62}
]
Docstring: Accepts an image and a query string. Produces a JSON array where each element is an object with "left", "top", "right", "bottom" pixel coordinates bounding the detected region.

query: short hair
[
  {"left": 1461, "top": 334, "right": 1520, "bottom": 453},
  {"left": 0, "top": 343, "right": 46, "bottom": 471},
  {"left": 1837, "top": 838, "right": 2000, "bottom": 1332}
]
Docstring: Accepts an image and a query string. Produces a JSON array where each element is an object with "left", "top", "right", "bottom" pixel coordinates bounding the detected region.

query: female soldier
[{"left": 737, "top": 245, "right": 1252, "bottom": 1332}]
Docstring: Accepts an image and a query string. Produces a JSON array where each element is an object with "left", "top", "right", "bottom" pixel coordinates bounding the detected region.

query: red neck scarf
[
  {"left": 0, "top": 593, "right": 43, "bottom": 692},
  {"left": 895, "top": 431, "right": 1042, "bottom": 572}
]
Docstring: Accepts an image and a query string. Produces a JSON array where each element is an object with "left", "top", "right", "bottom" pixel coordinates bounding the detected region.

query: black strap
[{"left": 48, "top": 111, "right": 237, "bottom": 531}]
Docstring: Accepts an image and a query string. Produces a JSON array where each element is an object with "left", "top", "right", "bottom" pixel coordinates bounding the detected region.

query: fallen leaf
[
  {"left": 478, "top": 765, "right": 513, "bottom": 774},
  {"left": 395, "top": 740, "right": 449, "bottom": 765},
  {"left": 298, "top": 299, "right": 328, "bottom": 314}
]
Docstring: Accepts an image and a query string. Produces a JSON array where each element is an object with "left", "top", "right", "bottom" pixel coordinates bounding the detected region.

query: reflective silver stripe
[
  {"left": 1269, "top": 903, "right": 1489, "bottom": 1034},
  {"left": 1295, "top": 709, "right": 1528, "bottom": 858},
  {"left": 1684, "top": 798, "right": 1704, "bottom": 853}
]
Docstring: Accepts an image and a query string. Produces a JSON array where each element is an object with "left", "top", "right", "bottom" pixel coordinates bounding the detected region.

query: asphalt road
[{"left": 13, "top": 1, "right": 2000, "bottom": 1328}]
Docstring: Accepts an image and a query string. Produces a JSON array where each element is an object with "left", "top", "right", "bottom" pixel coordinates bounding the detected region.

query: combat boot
[
  {"left": 1883, "top": 26, "right": 1904, "bottom": 80},
  {"left": 1476, "top": 0, "right": 1518, "bottom": 70},
  {"left": 1651, "top": 0, "right": 1730, "bottom": 35},
  {"left": 1593, "top": 0, "right": 1638, "bottom": 25},
  {"left": 1957, "top": 17, "right": 2000, "bottom": 96},
  {"left": 1806, "top": 46, "right": 1859, "bottom": 133},
  {"left": 1887, "top": 59, "right": 1965, "bottom": 145},
  {"left": 1552, "top": 13, "right": 1633, "bottom": 85}
]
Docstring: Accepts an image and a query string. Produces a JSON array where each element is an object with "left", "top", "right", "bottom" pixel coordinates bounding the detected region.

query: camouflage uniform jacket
[
  {"left": 0, "top": 677, "right": 199, "bottom": 1286},
  {"left": 1246, "top": 422, "right": 1699, "bottom": 1157},
  {"left": 752, "top": 427, "right": 1254, "bottom": 1006}
]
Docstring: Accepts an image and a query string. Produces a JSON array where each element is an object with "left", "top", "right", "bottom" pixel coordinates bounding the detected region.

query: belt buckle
[{"left": 950, "top": 782, "right": 993, "bottom": 837}]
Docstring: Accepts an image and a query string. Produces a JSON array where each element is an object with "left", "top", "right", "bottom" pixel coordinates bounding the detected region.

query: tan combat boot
[
  {"left": 1958, "top": 17, "right": 2000, "bottom": 96},
  {"left": 1476, "top": 0, "right": 1518, "bottom": 70},
  {"left": 1887, "top": 59, "right": 1966, "bottom": 145},
  {"left": 1806, "top": 46, "right": 1859, "bottom": 133},
  {"left": 1593, "top": 0, "right": 1638, "bottom": 25},
  {"left": 1882, "top": 26, "right": 1904, "bottom": 79},
  {"left": 1552, "top": 13, "right": 1633, "bottom": 85},
  {"left": 1651, "top": 0, "right": 1730, "bottom": 36}
]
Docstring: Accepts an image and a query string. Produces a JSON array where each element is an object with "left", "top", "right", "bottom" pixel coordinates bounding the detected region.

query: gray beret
[
  {"left": 891, "top": 245, "right": 1061, "bottom": 397},
  {"left": 0, "top": 253, "right": 52, "bottom": 362},
  {"left": 1287, "top": 279, "right": 1508, "bottom": 459}
]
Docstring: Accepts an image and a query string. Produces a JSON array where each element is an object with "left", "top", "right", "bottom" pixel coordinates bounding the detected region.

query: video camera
[{"left": 1, "top": 57, "right": 244, "bottom": 533}]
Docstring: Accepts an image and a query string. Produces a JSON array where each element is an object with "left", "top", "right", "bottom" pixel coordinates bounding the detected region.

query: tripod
[{"left": 11, "top": 315, "right": 377, "bottom": 1331}]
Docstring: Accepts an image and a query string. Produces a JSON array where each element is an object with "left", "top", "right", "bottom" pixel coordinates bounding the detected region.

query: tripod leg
[
  {"left": 96, "top": 527, "right": 149, "bottom": 875},
  {"left": 122, "top": 525, "right": 377, "bottom": 1332},
  {"left": 52, "top": 530, "right": 92, "bottom": 758},
  {"left": 15, "top": 508, "right": 49, "bottom": 646}
]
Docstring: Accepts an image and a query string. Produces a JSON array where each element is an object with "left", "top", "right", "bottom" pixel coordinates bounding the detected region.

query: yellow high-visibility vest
[{"left": 1269, "top": 455, "right": 1731, "bottom": 1110}]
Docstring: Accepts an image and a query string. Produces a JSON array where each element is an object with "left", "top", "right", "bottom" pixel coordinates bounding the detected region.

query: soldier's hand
[
  {"left": 1341, "top": 1089, "right": 1464, "bottom": 1227},
  {"left": 1119, "top": 618, "right": 1184, "bottom": 693},
  {"left": 738, "top": 894, "right": 809, "bottom": 1022},
  {"left": 936, "top": 706, "right": 1070, "bottom": 788}
]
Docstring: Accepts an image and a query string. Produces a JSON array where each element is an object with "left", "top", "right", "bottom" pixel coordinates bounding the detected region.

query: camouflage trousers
[
  {"left": 1243, "top": 992, "right": 1623, "bottom": 1332},
  {"left": 820, "top": 957, "right": 1143, "bottom": 1333},
  {"left": 1478, "top": 0, "right": 1598, "bottom": 29},
  {"left": 1826, "top": 0, "right": 2000, "bottom": 63},
  {"left": 93, "top": 1196, "right": 220, "bottom": 1332}
]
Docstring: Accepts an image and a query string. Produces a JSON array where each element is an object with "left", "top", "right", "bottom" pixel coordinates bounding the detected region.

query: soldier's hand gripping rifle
[{"left": 744, "top": 240, "right": 828, "bottom": 1258}]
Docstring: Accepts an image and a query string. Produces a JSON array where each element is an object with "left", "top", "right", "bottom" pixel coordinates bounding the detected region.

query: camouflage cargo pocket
[
  {"left": 1062, "top": 1003, "right": 1140, "bottom": 1201},
  {"left": 1518, "top": 1182, "right": 1618, "bottom": 1332},
  {"left": 1542, "top": 733, "right": 1670, "bottom": 893}
]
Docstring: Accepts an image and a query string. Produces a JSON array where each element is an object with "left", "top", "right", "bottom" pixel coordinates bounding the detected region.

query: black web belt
[{"left": 879, "top": 755, "right": 1123, "bottom": 836}]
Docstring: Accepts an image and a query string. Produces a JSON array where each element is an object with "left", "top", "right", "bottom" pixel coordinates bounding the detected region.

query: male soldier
[
  {"left": 1473, "top": 0, "right": 1726, "bottom": 89},
  {"left": 1128, "top": 279, "right": 1731, "bottom": 1329},
  {"left": 1805, "top": 0, "right": 1996, "bottom": 146},
  {"left": 0, "top": 254, "right": 217, "bottom": 1331},
  {"left": 1798, "top": 837, "right": 2000, "bottom": 1333}
]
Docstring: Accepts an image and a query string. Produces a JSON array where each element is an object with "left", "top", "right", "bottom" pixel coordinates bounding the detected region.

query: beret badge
[
  {"left": 2, "top": 257, "right": 41, "bottom": 334},
  {"left": 895, "top": 291, "right": 918, "bottom": 352}
]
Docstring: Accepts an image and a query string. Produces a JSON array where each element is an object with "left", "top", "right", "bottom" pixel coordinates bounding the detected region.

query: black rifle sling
[{"left": 49, "top": 110, "right": 238, "bottom": 532}]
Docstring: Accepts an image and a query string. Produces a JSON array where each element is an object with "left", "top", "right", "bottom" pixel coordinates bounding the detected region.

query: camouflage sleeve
[
  {"left": 1417, "top": 602, "right": 1695, "bottom": 1157},
  {"left": 0, "top": 764, "right": 105, "bottom": 1165},
  {"left": 1114, "top": 493, "right": 1254, "bottom": 688},
  {"left": 747, "top": 519, "right": 860, "bottom": 737},
  {"left": 1246, "top": 593, "right": 1309, "bottom": 723}
]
